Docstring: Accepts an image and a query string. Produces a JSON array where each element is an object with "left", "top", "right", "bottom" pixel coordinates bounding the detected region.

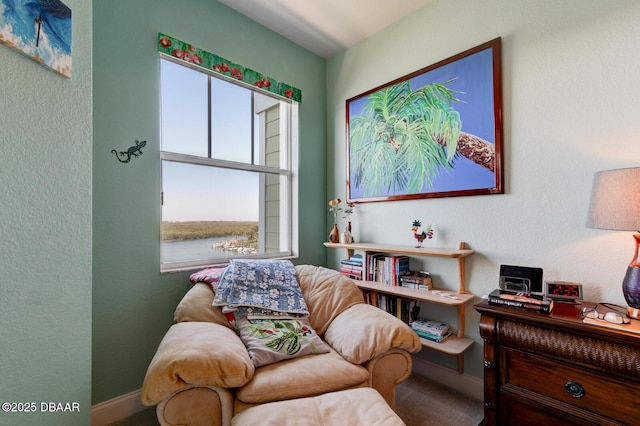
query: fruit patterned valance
[{"left": 157, "top": 33, "right": 302, "bottom": 103}]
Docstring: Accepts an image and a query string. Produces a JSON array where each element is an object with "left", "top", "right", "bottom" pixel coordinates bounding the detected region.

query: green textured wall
[
  {"left": 92, "top": 0, "right": 326, "bottom": 404},
  {"left": 0, "top": 1, "right": 92, "bottom": 424}
]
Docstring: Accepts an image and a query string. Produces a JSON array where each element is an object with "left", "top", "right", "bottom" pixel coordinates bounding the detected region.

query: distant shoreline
[
  {"left": 163, "top": 235, "right": 245, "bottom": 243},
  {"left": 161, "top": 220, "right": 258, "bottom": 242}
]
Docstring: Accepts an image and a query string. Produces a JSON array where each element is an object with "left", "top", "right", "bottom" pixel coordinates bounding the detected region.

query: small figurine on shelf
[
  {"left": 339, "top": 230, "right": 352, "bottom": 244},
  {"left": 411, "top": 220, "right": 433, "bottom": 248},
  {"left": 341, "top": 202, "right": 355, "bottom": 244}
]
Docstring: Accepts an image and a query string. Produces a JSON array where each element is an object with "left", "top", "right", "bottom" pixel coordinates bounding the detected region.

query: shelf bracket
[{"left": 457, "top": 242, "right": 468, "bottom": 294}]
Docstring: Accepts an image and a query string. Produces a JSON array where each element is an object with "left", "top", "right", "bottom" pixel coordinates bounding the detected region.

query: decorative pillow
[
  {"left": 189, "top": 266, "right": 228, "bottom": 289},
  {"left": 236, "top": 316, "right": 330, "bottom": 367}
]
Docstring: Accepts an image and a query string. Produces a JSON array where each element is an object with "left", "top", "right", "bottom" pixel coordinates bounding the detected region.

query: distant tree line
[{"left": 162, "top": 221, "right": 259, "bottom": 242}]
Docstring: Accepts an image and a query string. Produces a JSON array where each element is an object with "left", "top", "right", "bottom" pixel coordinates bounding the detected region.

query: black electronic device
[{"left": 499, "top": 265, "right": 544, "bottom": 295}]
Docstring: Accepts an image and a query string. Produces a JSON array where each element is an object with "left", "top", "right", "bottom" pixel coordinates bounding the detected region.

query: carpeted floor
[
  {"left": 108, "top": 374, "right": 484, "bottom": 425},
  {"left": 395, "top": 374, "right": 484, "bottom": 426}
]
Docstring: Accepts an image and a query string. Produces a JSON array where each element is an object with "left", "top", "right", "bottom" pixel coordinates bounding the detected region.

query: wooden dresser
[{"left": 474, "top": 301, "right": 640, "bottom": 425}]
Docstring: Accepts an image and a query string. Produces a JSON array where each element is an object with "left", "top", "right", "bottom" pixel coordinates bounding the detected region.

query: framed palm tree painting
[{"left": 346, "top": 38, "right": 503, "bottom": 203}]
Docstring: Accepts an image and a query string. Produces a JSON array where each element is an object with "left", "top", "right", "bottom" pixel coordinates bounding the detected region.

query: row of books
[
  {"left": 360, "top": 290, "right": 453, "bottom": 344},
  {"left": 361, "top": 290, "right": 420, "bottom": 325},
  {"left": 364, "top": 253, "right": 435, "bottom": 287},
  {"left": 365, "top": 253, "right": 410, "bottom": 285},
  {"left": 487, "top": 289, "right": 554, "bottom": 314},
  {"left": 340, "top": 253, "right": 435, "bottom": 291}
]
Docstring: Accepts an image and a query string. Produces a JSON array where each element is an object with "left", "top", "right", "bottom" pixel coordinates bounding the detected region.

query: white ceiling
[{"left": 218, "top": 0, "right": 434, "bottom": 58}]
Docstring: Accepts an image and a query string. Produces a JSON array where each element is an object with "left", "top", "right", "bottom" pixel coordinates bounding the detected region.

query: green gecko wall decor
[{"left": 112, "top": 140, "right": 147, "bottom": 163}]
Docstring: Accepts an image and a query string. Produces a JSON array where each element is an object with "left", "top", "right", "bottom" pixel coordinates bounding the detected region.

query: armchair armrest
[
  {"left": 323, "top": 304, "right": 421, "bottom": 364},
  {"left": 141, "top": 322, "right": 254, "bottom": 406}
]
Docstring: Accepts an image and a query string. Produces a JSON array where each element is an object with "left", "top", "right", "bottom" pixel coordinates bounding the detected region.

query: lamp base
[
  {"left": 622, "top": 265, "right": 640, "bottom": 315},
  {"left": 628, "top": 307, "right": 640, "bottom": 320}
]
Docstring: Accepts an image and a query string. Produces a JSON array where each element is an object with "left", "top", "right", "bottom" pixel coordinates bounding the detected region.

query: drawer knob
[{"left": 565, "top": 381, "right": 585, "bottom": 398}]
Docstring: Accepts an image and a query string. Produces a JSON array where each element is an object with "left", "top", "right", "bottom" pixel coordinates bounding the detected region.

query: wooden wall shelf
[{"left": 325, "top": 241, "right": 477, "bottom": 373}]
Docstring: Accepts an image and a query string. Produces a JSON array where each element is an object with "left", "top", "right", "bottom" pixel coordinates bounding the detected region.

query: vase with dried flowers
[{"left": 328, "top": 198, "right": 342, "bottom": 243}]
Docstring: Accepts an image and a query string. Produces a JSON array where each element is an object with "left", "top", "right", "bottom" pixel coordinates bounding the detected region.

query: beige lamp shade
[{"left": 586, "top": 167, "right": 640, "bottom": 232}]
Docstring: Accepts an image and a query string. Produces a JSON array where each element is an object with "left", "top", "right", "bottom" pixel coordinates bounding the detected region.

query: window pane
[
  {"left": 211, "top": 78, "right": 252, "bottom": 163},
  {"left": 160, "top": 59, "right": 208, "bottom": 157},
  {"left": 159, "top": 58, "right": 296, "bottom": 270},
  {"left": 161, "top": 161, "right": 286, "bottom": 264}
]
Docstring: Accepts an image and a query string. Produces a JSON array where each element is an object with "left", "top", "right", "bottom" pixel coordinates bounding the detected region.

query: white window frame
[{"left": 159, "top": 56, "right": 299, "bottom": 272}]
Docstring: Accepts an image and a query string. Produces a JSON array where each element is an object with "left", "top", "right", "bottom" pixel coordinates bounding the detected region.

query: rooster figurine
[{"left": 411, "top": 220, "right": 433, "bottom": 248}]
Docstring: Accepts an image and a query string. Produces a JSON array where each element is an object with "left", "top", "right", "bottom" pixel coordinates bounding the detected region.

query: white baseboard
[
  {"left": 91, "top": 389, "right": 147, "bottom": 426},
  {"left": 411, "top": 357, "right": 484, "bottom": 401}
]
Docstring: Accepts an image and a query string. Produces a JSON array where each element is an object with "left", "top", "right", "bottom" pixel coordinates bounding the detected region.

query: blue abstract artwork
[{"left": 0, "top": 0, "right": 71, "bottom": 78}]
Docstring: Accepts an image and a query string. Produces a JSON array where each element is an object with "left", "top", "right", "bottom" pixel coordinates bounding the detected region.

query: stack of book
[
  {"left": 399, "top": 271, "right": 432, "bottom": 290},
  {"left": 411, "top": 320, "right": 453, "bottom": 343},
  {"left": 487, "top": 289, "right": 554, "bottom": 314},
  {"left": 340, "top": 254, "right": 363, "bottom": 280}
]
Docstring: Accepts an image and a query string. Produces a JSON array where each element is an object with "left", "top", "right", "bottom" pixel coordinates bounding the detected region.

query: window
[{"left": 160, "top": 57, "right": 298, "bottom": 271}]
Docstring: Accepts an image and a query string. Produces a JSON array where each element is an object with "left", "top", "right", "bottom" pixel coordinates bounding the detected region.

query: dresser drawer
[
  {"left": 501, "top": 348, "right": 639, "bottom": 424},
  {"left": 500, "top": 392, "right": 598, "bottom": 426}
]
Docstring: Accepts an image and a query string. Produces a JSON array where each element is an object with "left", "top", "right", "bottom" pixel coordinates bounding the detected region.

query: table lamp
[{"left": 586, "top": 167, "right": 640, "bottom": 319}]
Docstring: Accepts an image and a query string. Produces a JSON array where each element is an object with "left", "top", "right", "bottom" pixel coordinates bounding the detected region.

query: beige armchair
[{"left": 141, "top": 265, "right": 421, "bottom": 426}]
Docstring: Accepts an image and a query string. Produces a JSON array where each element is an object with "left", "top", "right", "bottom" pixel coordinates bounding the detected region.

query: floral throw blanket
[
  {"left": 211, "top": 259, "right": 329, "bottom": 367},
  {"left": 212, "top": 259, "right": 309, "bottom": 319}
]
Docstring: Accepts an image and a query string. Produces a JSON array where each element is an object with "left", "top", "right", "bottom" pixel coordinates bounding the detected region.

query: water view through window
[{"left": 161, "top": 221, "right": 258, "bottom": 263}]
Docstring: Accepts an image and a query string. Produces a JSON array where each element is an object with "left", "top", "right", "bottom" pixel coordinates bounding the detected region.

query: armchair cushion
[
  {"left": 324, "top": 303, "right": 422, "bottom": 364},
  {"left": 174, "top": 283, "right": 232, "bottom": 328},
  {"left": 141, "top": 322, "right": 255, "bottom": 406},
  {"left": 232, "top": 388, "right": 406, "bottom": 426},
  {"left": 236, "top": 347, "right": 368, "bottom": 404},
  {"left": 295, "top": 265, "right": 364, "bottom": 336}
]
